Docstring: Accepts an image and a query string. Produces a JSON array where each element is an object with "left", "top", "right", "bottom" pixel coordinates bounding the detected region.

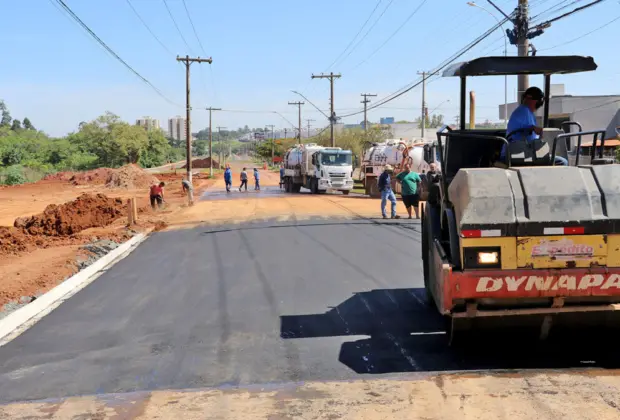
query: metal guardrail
[{"left": 551, "top": 129, "right": 607, "bottom": 166}]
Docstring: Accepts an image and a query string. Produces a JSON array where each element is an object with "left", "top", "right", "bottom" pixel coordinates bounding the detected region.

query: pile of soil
[
  {"left": 0, "top": 227, "right": 30, "bottom": 255},
  {"left": 105, "top": 164, "right": 159, "bottom": 189},
  {"left": 14, "top": 193, "right": 125, "bottom": 236},
  {"left": 70, "top": 168, "right": 114, "bottom": 186},
  {"left": 43, "top": 171, "right": 75, "bottom": 182},
  {"left": 185, "top": 157, "right": 222, "bottom": 169}
]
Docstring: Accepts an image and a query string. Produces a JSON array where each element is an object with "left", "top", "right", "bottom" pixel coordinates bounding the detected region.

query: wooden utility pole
[
  {"left": 306, "top": 119, "right": 315, "bottom": 138},
  {"left": 417, "top": 71, "right": 427, "bottom": 138},
  {"left": 266, "top": 124, "right": 275, "bottom": 165},
  {"left": 217, "top": 126, "right": 227, "bottom": 166},
  {"left": 311, "top": 72, "right": 341, "bottom": 147},
  {"left": 516, "top": 0, "right": 529, "bottom": 99},
  {"left": 205, "top": 107, "right": 221, "bottom": 177},
  {"left": 176, "top": 55, "right": 212, "bottom": 200},
  {"left": 360, "top": 93, "right": 377, "bottom": 132},
  {"left": 288, "top": 101, "right": 304, "bottom": 141}
]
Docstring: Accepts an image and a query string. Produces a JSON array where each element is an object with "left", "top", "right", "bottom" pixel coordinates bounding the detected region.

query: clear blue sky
[{"left": 1, "top": 0, "right": 618, "bottom": 136}]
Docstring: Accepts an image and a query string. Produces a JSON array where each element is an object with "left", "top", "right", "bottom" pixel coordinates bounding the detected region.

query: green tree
[
  {"left": 11, "top": 119, "right": 21, "bottom": 131},
  {"left": 111, "top": 123, "right": 148, "bottom": 164},
  {"left": 22, "top": 117, "right": 34, "bottom": 130},
  {"left": 139, "top": 129, "right": 170, "bottom": 168},
  {"left": 0, "top": 100, "right": 11, "bottom": 128}
]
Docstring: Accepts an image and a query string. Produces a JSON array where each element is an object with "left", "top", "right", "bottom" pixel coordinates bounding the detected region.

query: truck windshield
[{"left": 320, "top": 153, "right": 352, "bottom": 166}]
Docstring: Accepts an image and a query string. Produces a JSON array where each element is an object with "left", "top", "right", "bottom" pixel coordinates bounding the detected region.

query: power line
[
  {"left": 340, "top": 18, "right": 508, "bottom": 118},
  {"left": 50, "top": 0, "right": 181, "bottom": 107},
  {"left": 533, "top": 0, "right": 605, "bottom": 27},
  {"left": 539, "top": 13, "right": 620, "bottom": 50},
  {"left": 125, "top": 0, "right": 175, "bottom": 57},
  {"left": 323, "top": 0, "right": 384, "bottom": 72},
  {"left": 162, "top": 0, "right": 194, "bottom": 54},
  {"left": 332, "top": 0, "right": 396, "bottom": 69},
  {"left": 348, "top": 0, "right": 428, "bottom": 72},
  {"left": 182, "top": 0, "right": 207, "bottom": 55}
]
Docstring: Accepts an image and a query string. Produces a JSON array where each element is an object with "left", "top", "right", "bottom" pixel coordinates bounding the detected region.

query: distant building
[
  {"left": 380, "top": 117, "right": 395, "bottom": 124},
  {"left": 136, "top": 116, "right": 160, "bottom": 131},
  {"left": 168, "top": 116, "right": 187, "bottom": 141}
]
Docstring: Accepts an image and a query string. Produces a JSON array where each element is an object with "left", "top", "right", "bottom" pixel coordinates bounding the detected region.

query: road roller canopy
[{"left": 442, "top": 56, "right": 597, "bottom": 77}]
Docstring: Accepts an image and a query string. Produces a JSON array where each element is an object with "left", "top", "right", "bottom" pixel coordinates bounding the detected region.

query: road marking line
[{"left": 0, "top": 232, "right": 151, "bottom": 347}]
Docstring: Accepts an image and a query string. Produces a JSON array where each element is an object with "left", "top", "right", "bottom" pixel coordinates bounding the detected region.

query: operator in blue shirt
[{"left": 502, "top": 86, "right": 568, "bottom": 166}]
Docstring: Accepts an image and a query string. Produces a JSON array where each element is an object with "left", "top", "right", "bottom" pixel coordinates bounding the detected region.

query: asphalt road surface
[{"left": 0, "top": 218, "right": 619, "bottom": 404}]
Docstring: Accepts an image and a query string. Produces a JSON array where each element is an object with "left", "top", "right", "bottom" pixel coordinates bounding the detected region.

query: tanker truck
[
  {"left": 283, "top": 143, "right": 354, "bottom": 194},
  {"left": 361, "top": 139, "right": 440, "bottom": 198}
]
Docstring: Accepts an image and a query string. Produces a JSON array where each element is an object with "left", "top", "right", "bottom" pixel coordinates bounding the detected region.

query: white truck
[
  {"left": 360, "top": 139, "right": 440, "bottom": 197},
  {"left": 283, "top": 143, "right": 354, "bottom": 194}
]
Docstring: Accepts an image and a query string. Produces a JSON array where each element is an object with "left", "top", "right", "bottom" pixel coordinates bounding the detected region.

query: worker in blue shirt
[
  {"left": 224, "top": 165, "right": 232, "bottom": 192},
  {"left": 279, "top": 165, "right": 285, "bottom": 189},
  {"left": 253, "top": 168, "right": 260, "bottom": 191},
  {"left": 378, "top": 164, "right": 400, "bottom": 219},
  {"left": 502, "top": 86, "right": 568, "bottom": 166}
]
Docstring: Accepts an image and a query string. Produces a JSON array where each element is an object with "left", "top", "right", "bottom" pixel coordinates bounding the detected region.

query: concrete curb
[{"left": 0, "top": 231, "right": 151, "bottom": 347}]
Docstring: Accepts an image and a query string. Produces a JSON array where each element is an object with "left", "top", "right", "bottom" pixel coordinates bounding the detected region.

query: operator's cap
[{"left": 384, "top": 164, "right": 393, "bottom": 171}]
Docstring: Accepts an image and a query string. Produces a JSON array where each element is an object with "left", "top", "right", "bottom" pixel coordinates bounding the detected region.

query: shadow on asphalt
[{"left": 280, "top": 288, "right": 620, "bottom": 374}]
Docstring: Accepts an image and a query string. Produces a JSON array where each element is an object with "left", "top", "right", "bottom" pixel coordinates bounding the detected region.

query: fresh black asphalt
[{"left": 0, "top": 218, "right": 619, "bottom": 404}]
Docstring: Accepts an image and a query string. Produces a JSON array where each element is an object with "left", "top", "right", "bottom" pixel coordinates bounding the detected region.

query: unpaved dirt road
[{"left": 2, "top": 163, "right": 620, "bottom": 419}]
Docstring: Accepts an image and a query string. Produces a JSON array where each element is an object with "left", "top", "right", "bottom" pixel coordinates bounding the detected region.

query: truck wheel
[
  {"left": 367, "top": 181, "right": 380, "bottom": 198},
  {"left": 311, "top": 179, "right": 318, "bottom": 194},
  {"left": 342, "top": 190, "right": 350, "bottom": 195}
]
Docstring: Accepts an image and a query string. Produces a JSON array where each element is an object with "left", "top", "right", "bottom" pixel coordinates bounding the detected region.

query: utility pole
[
  {"left": 205, "top": 107, "right": 221, "bottom": 177},
  {"left": 516, "top": 0, "right": 529, "bottom": 98},
  {"left": 288, "top": 101, "right": 304, "bottom": 141},
  {"left": 176, "top": 55, "right": 212, "bottom": 195},
  {"left": 417, "top": 71, "right": 427, "bottom": 139},
  {"left": 360, "top": 93, "right": 377, "bottom": 132},
  {"left": 266, "top": 124, "right": 275, "bottom": 165},
  {"left": 306, "top": 119, "right": 315, "bottom": 138},
  {"left": 217, "top": 126, "right": 226, "bottom": 166},
  {"left": 311, "top": 72, "right": 341, "bottom": 147}
]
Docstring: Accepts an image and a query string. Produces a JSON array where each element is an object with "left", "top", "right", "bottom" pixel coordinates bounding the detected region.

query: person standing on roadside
[
  {"left": 396, "top": 163, "right": 422, "bottom": 219},
  {"left": 279, "top": 164, "right": 285, "bottom": 189},
  {"left": 239, "top": 167, "right": 248, "bottom": 192},
  {"left": 378, "top": 164, "right": 399, "bottom": 220},
  {"left": 253, "top": 168, "right": 260, "bottom": 191},
  {"left": 224, "top": 165, "right": 232, "bottom": 193},
  {"left": 150, "top": 181, "right": 165, "bottom": 210}
]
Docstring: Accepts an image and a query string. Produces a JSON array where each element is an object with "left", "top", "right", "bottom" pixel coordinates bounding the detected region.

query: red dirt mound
[
  {"left": 70, "top": 168, "right": 114, "bottom": 186},
  {"left": 43, "top": 171, "right": 75, "bottom": 182},
  {"left": 0, "top": 227, "right": 29, "bottom": 255},
  {"left": 184, "top": 157, "right": 222, "bottom": 169},
  {"left": 14, "top": 193, "right": 125, "bottom": 236},
  {"left": 105, "top": 164, "right": 159, "bottom": 189}
]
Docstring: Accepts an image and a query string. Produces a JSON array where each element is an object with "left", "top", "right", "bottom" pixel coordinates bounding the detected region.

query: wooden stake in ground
[{"left": 127, "top": 197, "right": 138, "bottom": 226}]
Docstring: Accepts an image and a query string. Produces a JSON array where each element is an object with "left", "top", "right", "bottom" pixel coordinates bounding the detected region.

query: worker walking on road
[
  {"left": 378, "top": 164, "right": 399, "bottom": 220},
  {"left": 224, "top": 165, "right": 232, "bottom": 193},
  {"left": 396, "top": 163, "right": 422, "bottom": 219},
  {"left": 150, "top": 181, "right": 165, "bottom": 210},
  {"left": 239, "top": 168, "right": 248, "bottom": 192},
  {"left": 254, "top": 168, "right": 260, "bottom": 191}
]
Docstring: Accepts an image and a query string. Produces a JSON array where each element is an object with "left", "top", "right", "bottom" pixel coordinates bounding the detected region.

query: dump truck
[
  {"left": 361, "top": 139, "right": 440, "bottom": 198},
  {"left": 283, "top": 143, "right": 354, "bottom": 194},
  {"left": 421, "top": 55, "right": 619, "bottom": 342}
]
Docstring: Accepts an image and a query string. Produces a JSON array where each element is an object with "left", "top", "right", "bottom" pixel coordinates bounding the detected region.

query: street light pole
[{"left": 467, "top": 1, "right": 508, "bottom": 127}]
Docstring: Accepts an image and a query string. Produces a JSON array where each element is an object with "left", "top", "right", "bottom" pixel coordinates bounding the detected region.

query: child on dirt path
[{"left": 150, "top": 181, "right": 166, "bottom": 210}]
